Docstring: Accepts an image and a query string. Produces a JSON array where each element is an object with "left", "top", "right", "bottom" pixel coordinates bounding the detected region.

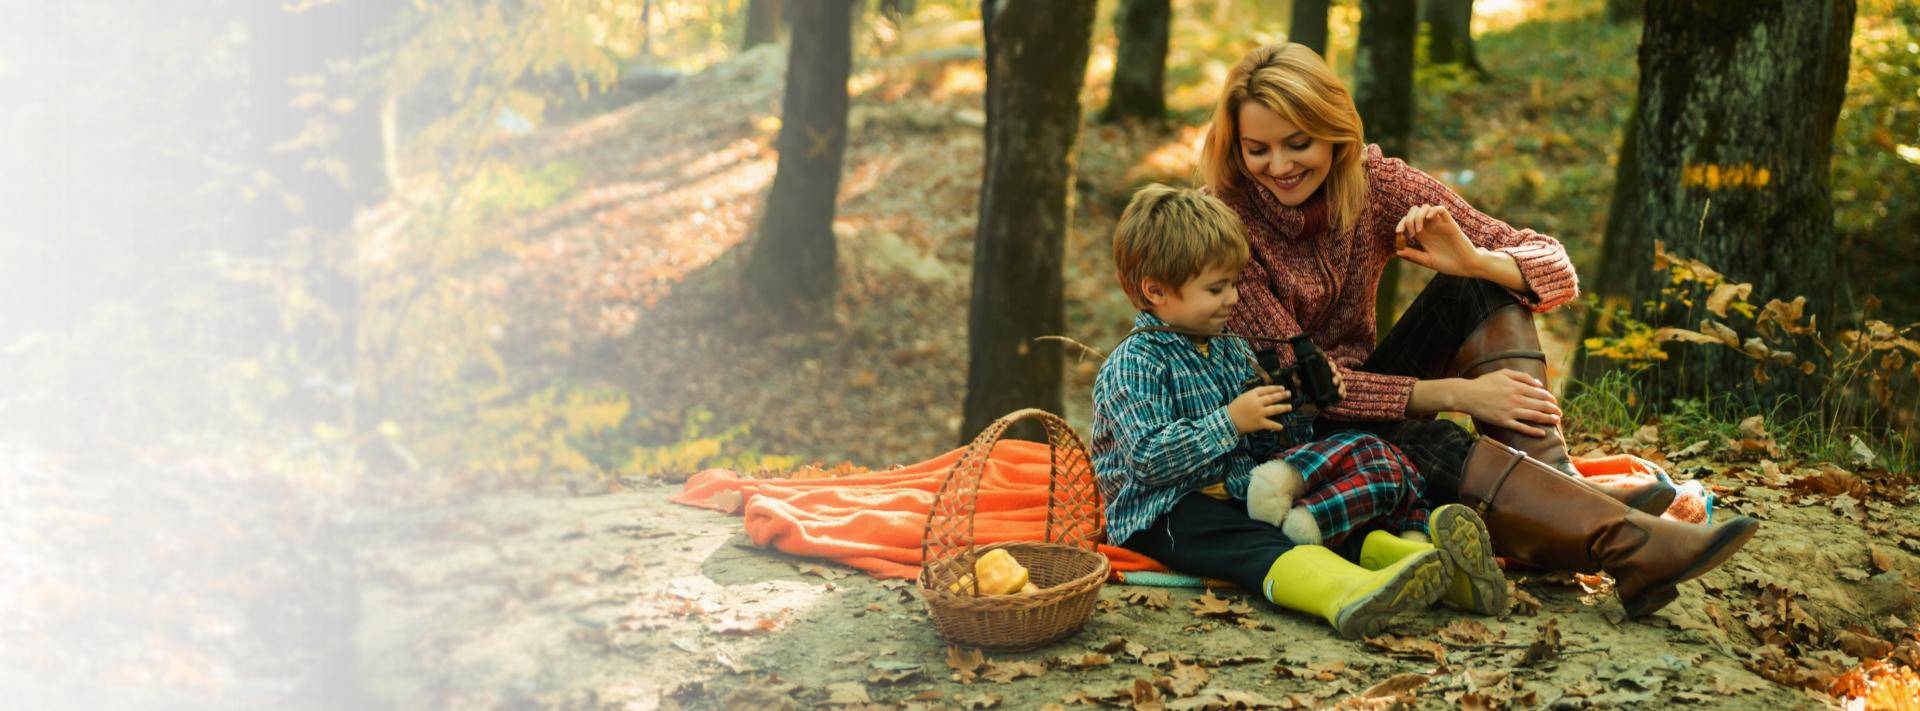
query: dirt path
[{"left": 353, "top": 467, "right": 1919, "bottom": 709}]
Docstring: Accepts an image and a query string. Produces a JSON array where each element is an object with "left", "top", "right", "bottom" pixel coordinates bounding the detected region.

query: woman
[{"left": 1201, "top": 43, "right": 1757, "bottom": 618}]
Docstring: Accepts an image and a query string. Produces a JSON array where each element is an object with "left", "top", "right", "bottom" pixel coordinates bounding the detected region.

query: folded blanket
[
  {"left": 671, "top": 440, "right": 1707, "bottom": 583},
  {"left": 670, "top": 439, "right": 1169, "bottom": 580}
]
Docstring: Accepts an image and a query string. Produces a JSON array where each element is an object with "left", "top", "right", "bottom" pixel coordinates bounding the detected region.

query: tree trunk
[
  {"left": 640, "top": 0, "right": 653, "bottom": 56},
  {"left": 1606, "top": 0, "right": 1642, "bottom": 23},
  {"left": 744, "top": 0, "right": 784, "bottom": 50},
  {"left": 1290, "top": 0, "right": 1331, "bottom": 57},
  {"left": 1597, "top": 0, "right": 1855, "bottom": 409},
  {"left": 743, "top": 0, "right": 855, "bottom": 322},
  {"left": 1354, "top": 0, "right": 1417, "bottom": 333},
  {"left": 960, "top": 0, "right": 1098, "bottom": 443},
  {"left": 1101, "top": 0, "right": 1170, "bottom": 123},
  {"left": 1354, "top": 0, "right": 1416, "bottom": 162},
  {"left": 1425, "top": 0, "right": 1487, "bottom": 76}
]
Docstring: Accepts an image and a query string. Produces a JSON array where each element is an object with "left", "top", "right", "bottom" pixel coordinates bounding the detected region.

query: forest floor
[{"left": 8, "top": 3, "right": 1919, "bottom": 710}]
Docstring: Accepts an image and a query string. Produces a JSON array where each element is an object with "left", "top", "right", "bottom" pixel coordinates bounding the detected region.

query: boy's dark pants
[{"left": 1118, "top": 492, "right": 1372, "bottom": 594}]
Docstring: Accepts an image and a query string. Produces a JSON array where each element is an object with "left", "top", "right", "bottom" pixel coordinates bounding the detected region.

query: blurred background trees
[{"left": 4, "top": 0, "right": 1915, "bottom": 483}]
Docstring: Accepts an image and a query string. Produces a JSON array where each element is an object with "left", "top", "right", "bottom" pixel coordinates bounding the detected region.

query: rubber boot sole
[
  {"left": 1620, "top": 516, "right": 1761, "bottom": 618},
  {"left": 1330, "top": 549, "right": 1450, "bottom": 639},
  {"left": 1431, "top": 504, "right": 1509, "bottom": 616}
]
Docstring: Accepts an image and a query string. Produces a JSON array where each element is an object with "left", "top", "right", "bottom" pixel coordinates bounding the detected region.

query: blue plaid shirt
[{"left": 1092, "top": 311, "right": 1316, "bottom": 544}]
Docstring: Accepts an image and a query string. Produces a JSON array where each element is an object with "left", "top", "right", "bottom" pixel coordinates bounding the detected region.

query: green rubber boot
[
  {"left": 1262, "top": 544, "right": 1450, "bottom": 639},
  {"left": 1358, "top": 504, "right": 1509, "bottom": 616}
]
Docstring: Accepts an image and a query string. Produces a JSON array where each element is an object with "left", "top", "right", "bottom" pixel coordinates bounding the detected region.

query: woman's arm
[{"left": 1374, "top": 154, "right": 1580, "bottom": 312}]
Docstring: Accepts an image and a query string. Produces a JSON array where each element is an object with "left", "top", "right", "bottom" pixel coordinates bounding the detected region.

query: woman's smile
[{"left": 1271, "top": 169, "right": 1310, "bottom": 191}]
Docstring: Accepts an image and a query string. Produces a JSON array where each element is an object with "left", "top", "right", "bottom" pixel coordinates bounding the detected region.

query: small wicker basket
[{"left": 917, "top": 409, "right": 1109, "bottom": 651}]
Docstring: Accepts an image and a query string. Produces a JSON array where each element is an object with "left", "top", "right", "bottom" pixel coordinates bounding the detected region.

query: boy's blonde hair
[
  {"left": 1112, "top": 184, "right": 1250, "bottom": 310},
  {"left": 1198, "top": 43, "right": 1368, "bottom": 238}
]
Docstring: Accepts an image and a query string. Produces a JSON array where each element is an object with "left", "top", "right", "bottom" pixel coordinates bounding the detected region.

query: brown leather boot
[
  {"left": 1450, "top": 305, "right": 1677, "bottom": 514},
  {"left": 1457, "top": 437, "right": 1759, "bottom": 618}
]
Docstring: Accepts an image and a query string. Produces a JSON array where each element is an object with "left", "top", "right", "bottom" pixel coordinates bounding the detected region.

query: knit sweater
[{"left": 1219, "top": 144, "right": 1580, "bottom": 421}]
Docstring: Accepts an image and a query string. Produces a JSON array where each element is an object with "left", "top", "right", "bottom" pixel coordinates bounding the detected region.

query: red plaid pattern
[{"left": 1290, "top": 433, "right": 1430, "bottom": 547}]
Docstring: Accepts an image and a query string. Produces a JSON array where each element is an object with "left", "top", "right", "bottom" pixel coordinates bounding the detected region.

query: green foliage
[
  {"left": 1832, "top": 0, "right": 1920, "bottom": 323},
  {"left": 1563, "top": 368, "right": 1645, "bottom": 438},
  {"left": 1582, "top": 243, "right": 1918, "bottom": 477}
]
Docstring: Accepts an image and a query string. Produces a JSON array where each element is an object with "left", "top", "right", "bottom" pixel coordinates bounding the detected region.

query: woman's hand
[
  {"left": 1395, "top": 204, "right": 1493, "bottom": 279},
  {"left": 1453, "top": 370, "right": 1561, "bottom": 437}
]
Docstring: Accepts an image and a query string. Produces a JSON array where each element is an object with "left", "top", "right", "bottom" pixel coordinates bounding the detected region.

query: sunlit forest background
[
  {"left": 4, "top": 0, "right": 1913, "bottom": 490},
  {"left": 2, "top": 1, "right": 1918, "bottom": 706}
]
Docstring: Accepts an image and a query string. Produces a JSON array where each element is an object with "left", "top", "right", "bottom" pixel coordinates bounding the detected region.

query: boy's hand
[
  {"left": 1332, "top": 367, "right": 1347, "bottom": 401},
  {"left": 1229, "top": 386, "right": 1293, "bottom": 434}
]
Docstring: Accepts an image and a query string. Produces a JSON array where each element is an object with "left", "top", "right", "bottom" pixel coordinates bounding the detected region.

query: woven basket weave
[{"left": 916, "top": 409, "right": 1108, "bottom": 651}]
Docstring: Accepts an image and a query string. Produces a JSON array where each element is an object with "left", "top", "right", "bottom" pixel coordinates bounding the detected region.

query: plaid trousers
[{"left": 1290, "top": 433, "right": 1431, "bottom": 547}]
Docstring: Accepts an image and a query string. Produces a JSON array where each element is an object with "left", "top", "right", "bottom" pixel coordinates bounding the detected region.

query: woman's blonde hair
[
  {"left": 1112, "top": 184, "right": 1249, "bottom": 311},
  {"left": 1199, "top": 43, "right": 1368, "bottom": 237}
]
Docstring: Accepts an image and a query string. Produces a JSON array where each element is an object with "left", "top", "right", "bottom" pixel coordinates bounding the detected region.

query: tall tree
[
  {"left": 960, "top": 0, "right": 1098, "bottom": 442},
  {"left": 1290, "top": 0, "right": 1331, "bottom": 56},
  {"left": 1424, "top": 0, "right": 1487, "bottom": 76},
  {"left": 1353, "top": 0, "right": 1417, "bottom": 331},
  {"left": 1606, "top": 0, "right": 1643, "bottom": 23},
  {"left": 744, "top": 0, "right": 784, "bottom": 50},
  {"left": 744, "top": 0, "right": 856, "bottom": 321},
  {"left": 1100, "top": 0, "right": 1171, "bottom": 123},
  {"left": 1590, "top": 0, "right": 1856, "bottom": 407}
]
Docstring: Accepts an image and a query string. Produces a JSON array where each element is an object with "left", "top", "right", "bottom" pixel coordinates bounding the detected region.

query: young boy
[{"left": 1091, "top": 185, "right": 1506, "bottom": 638}]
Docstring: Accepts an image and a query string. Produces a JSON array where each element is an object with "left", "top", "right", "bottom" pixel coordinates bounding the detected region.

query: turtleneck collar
[{"left": 1248, "top": 182, "right": 1331, "bottom": 241}]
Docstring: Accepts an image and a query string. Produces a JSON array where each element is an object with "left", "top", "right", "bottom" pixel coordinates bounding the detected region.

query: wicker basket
[{"left": 917, "top": 409, "right": 1109, "bottom": 651}]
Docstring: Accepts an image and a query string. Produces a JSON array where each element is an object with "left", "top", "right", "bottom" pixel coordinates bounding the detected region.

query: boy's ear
[{"left": 1141, "top": 278, "right": 1175, "bottom": 307}]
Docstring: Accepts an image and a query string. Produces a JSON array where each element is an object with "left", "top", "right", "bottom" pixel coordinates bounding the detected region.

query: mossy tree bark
[
  {"left": 1594, "top": 0, "right": 1855, "bottom": 409},
  {"left": 960, "top": 0, "right": 1098, "bottom": 443},
  {"left": 743, "top": 0, "right": 855, "bottom": 322}
]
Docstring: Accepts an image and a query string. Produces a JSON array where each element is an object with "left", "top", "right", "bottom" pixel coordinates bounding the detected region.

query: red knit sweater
[{"left": 1220, "top": 144, "right": 1580, "bottom": 421}]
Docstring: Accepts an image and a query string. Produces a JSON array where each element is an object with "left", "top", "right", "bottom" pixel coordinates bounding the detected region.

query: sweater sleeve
[
  {"left": 1369, "top": 149, "right": 1580, "bottom": 313},
  {"left": 1229, "top": 255, "right": 1416, "bottom": 421}
]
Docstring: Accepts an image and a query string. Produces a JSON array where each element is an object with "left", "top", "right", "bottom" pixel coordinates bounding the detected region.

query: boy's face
[{"left": 1144, "top": 263, "right": 1241, "bottom": 332}]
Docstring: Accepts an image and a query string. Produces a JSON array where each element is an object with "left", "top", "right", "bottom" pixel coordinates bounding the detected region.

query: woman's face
[{"left": 1237, "top": 101, "right": 1334, "bottom": 206}]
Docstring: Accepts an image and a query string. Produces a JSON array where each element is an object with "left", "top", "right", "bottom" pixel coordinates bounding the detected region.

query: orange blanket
[
  {"left": 671, "top": 440, "right": 1697, "bottom": 581},
  {"left": 671, "top": 439, "right": 1167, "bottom": 579}
]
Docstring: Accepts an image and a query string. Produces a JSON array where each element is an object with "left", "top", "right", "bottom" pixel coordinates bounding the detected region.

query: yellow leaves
[
  {"left": 1681, "top": 162, "right": 1772, "bottom": 190},
  {"left": 1705, "top": 282, "right": 1753, "bottom": 317}
]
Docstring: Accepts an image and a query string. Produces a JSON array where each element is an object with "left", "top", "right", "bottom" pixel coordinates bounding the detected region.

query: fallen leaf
[
  {"left": 1517, "top": 618, "right": 1561, "bottom": 666},
  {"left": 821, "top": 682, "right": 871, "bottom": 706},
  {"left": 947, "top": 646, "right": 985, "bottom": 683},
  {"left": 1873, "top": 547, "right": 1898, "bottom": 574},
  {"left": 1510, "top": 585, "right": 1543, "bottom": 616},
  {"left": 1839, "top": 567, "right": 1871, "bottom": 583},
  {"left": 1359, "top": 673, "right": 1428, "bottom": 699},
  {"left": 1054, "top": 652, "right": 1113, "bottom": 669},
  {"left": 1835, "top": 631, "right": 1894, "bottom": 663},
  {"left": 956, "top": 691, "right": 1001, "bottom": 709},
  {"left": 1121, "top": 589, "right": 1171, "bottom": 610},
  {"left": 1166, "top": 662, "right": 1212, "bottom": 697},
  {"left": 980, "top": 660, "right": 1047, "bottom": 684},
  {"left": 1438, "top": 618, "right": 1504, "bottom": 645}
]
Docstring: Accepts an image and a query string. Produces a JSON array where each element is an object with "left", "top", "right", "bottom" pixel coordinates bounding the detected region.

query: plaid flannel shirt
[{"left": 1091, "top": 311, "right": 1320, "bottom": 544}]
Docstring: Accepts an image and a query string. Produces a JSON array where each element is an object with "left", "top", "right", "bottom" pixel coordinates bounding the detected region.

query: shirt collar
[{"left": 1131, "top": 311, "right": 1208, "bottom": 349}]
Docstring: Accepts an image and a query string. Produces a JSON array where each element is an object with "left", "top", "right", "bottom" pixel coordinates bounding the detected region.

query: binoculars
[{"left": 1241, "top": 335, "right": 1343, "bottom": 411}]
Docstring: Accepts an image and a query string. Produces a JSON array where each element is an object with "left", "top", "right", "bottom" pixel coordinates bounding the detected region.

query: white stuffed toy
[{"left": 1246, "top": 460, "right": 1305, "bottom": 528}]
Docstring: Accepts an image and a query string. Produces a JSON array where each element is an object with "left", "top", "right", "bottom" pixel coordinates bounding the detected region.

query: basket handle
[{"left": 921, "top": 409, "right": 1104, "bottom": 588}]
